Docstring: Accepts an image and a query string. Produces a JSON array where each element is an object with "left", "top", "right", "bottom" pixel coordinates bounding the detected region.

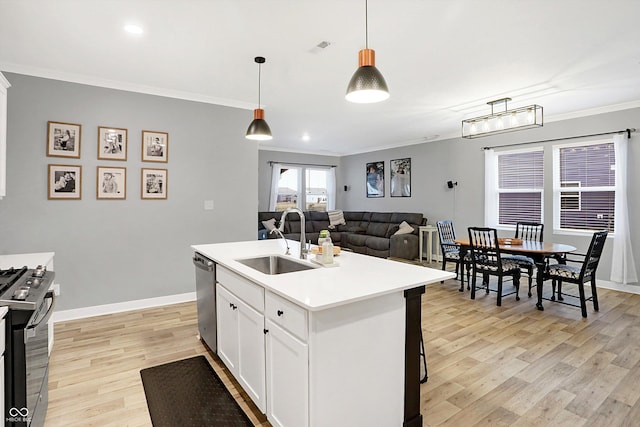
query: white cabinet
[
  {"left": 264, "top": 291, "right": 309, "bottom": 427},
  {"left": 0, "top": 72, "right": 10, "bottom": 199},
  {"left": 265, "top": 318, "right": 308, "bottom": 427},
  {"left": 216, "top": 267, "right": 266, "bottom": 412},
  {"left": 214, "top": 264, "right": 406, "bottom": 426}
]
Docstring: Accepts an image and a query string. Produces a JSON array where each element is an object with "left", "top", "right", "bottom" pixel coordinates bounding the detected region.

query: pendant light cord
[
  {"left": 365, "top": 0, "right": 369, "bottom": 48},
  {"left": 258, "top": 63, "right": 261, "bottom": 108}
]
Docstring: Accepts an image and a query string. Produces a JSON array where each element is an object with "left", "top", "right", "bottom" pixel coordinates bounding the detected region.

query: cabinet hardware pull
[
  {"left": 229, "top": 303, "right": 237, "bottom": 310},
  {"left": 263, "top": 329, "right": 269, "bottom": 334},
  {"left": 277, "top": 310, "right": 284, "bottom": 316}
]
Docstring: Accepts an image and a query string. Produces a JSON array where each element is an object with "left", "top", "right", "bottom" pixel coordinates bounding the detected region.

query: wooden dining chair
[
  {"left": 502, "top": 222, "right": 543, "bottom": 297},
  {"left": 468, "top": 227, "right": 521, "bottom": 306},
  {"left": 436, "top": 220, "right": 471, "bottom": 292},
  {"left": 547, "top": 230, "right": 608, "bottom": 318}
]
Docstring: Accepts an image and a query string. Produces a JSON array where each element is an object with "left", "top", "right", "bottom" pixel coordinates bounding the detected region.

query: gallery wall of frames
[{"left": 46, "top": 120, "right": 168, "bottom": 200}]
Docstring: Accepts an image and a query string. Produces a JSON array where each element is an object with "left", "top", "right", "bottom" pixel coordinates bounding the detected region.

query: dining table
[{"left": 454, "top": 238, "right": 577, "bottom": 311}]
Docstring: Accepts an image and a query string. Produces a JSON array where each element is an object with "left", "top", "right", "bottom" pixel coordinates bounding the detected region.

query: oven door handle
[{"left": 26, "top": 290, "right": 56, "bottom": 330}]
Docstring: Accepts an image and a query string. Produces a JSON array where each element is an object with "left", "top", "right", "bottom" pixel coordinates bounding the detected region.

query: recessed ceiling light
[
  {"left": 302, "top": 133, "right": 311, "bottom": 142},
  {"left": 124, "top": 24, "right": 144, "bottom": 35}
]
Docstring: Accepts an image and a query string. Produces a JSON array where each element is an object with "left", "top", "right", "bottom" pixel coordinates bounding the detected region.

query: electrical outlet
[{"left": 51, "top": 283, "right": 60, "bottom": 296}]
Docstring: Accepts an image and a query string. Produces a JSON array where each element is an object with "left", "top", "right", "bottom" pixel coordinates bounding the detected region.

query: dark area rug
[{"left": 140, "top": 355, "right": 254, "bottom": 426}]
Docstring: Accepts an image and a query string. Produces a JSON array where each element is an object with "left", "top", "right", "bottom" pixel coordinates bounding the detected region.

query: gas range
[
  {"left": 1, "top": 265, "right": 55, "bottom": 426},
  {"left": 0, "top": 265, "right": 54, "bottom": 310}
]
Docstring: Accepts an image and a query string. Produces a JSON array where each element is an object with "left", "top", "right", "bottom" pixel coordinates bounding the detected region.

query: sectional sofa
[{"left": 258, "top": 211, "right": 425, "bottom": 260}]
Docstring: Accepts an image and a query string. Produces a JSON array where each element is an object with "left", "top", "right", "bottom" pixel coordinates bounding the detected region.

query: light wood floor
[{"left": 44, "top": 273, "right": 640, "bottom": 426}]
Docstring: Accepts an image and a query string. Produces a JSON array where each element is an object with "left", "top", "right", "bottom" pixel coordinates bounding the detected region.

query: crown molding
[{"left": 0, "top": 62, "right": 254, "bottom": 110}]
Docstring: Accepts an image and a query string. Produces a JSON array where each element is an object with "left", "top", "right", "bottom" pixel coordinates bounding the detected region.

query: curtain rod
[
  {"left": 268, "top": 161, "right": 337, "bottom": 168},
  {"left": 481, "top": 128, "right": 636, "bottom": 151}
]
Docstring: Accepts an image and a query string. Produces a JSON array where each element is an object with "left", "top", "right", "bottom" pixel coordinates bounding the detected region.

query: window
[
  {"left": 271, "top": 164, "right": 334, "bottom": 212},
  {"left": 305, "top": 168, "right": 329, "bottom": 211},
  {"left": 485, "top": 148, "right": 544, "bottom": 227},
  {"left": 274, "top": 167, "right": 301, "bottom": 211},
  {"left": 553, "top": 141, "right": 615, "bottom": 232}
]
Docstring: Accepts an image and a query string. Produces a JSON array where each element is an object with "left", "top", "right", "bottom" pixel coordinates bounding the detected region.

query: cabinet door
[
  {"left": 265, "top": 319, "right": 309, "bottom": 427},
  {"left": 237, "top": 298, "right": 266, "bottom": 412},
  {"left": 216, "top": 285, "right": 239, "bottom": 372}
]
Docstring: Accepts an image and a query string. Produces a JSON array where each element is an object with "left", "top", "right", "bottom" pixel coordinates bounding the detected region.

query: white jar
[{"left": 322, "top": 241, "right": 334, "bottom": 264}]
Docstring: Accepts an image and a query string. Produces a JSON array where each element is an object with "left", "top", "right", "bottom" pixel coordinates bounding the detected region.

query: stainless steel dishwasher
[{"left": 193, "top": 252, "right": 217, "bottom": 352}]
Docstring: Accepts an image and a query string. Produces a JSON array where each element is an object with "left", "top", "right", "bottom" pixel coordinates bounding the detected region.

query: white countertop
[
  {"left": 0, "top": 252, "right": 55, "bottom": 270},
  {"left": 192, "top": 240, "right": 455, "bottom": 311}
]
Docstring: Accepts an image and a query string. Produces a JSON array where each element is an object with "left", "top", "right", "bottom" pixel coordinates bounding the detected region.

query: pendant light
[
  {"left": 246, "top": 56, "right": 272, "bottom": 141},
  {"left": 345, "top": 0, "right": 389, "bottom": 103}
]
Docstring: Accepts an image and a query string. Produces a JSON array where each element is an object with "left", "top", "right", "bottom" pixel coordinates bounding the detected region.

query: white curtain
[
  {"left": 610, "top": 134, "right": 638, "bottom": 284},
  {"left": 268, "top": 163, "right": 283, "bottom": 211},
  {"left": 484, "top": 149, "right": 498, "bottom": 227},
  {"left": 326, "top": 167, "right": 336, "bottom": 211}
]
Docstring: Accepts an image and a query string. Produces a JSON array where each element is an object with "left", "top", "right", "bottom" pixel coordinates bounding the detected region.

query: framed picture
[
  {"left": 366, "top": 161, "right": 385, "bottom": 198},
  {"left": 141, "top": 168, "right": 168, "bottom": 199},
  {"left": 98, "top": 126, "right": 127, "bottom": 160},
  {"left": 141, "top": 130, "right": 168, "bottom": 163},
  {"left": 48, "top": 164, "right": 81, "bottom": 200},
  {"left": 47, "top": 121, "right": 81, "bottom": 158},
  {"left": 390, "top": 158, "right": 411, "bottom": 197},
  {"left": 97, "top": 166, "right": 126, "bottom": 199}
]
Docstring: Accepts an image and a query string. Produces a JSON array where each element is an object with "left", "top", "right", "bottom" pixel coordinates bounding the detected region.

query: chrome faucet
[
  {"left": 279, "top": 207, "right": 308, "bottom": 259},
  {"left": 270, "top": 228, "right": 291, "bottom": 255}
]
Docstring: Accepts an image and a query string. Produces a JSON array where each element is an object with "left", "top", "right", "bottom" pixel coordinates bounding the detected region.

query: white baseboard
[
  {"left": 597, "top": 280, "right": 640, "bottom": 295},
  {"left": 52, "top": 292, "right": 197, "bottom": 323}
]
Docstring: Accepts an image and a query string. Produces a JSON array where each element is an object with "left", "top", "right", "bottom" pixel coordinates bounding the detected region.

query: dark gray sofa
[{"left": 258, "top": 211, "right": 425, "bottom": 260}]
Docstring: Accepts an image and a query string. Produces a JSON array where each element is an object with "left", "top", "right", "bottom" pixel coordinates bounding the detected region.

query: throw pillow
[
  {"left": 261, "top": 218, "right": 277, "bottom": 231},
  {"left": 394, "top": 221, "right": 415, "bottom": 235},
  {"left": 328, "top": 210, "right": 346, "bottom": 230}
]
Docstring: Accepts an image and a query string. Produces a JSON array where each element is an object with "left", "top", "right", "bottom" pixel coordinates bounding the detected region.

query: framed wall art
[
  {"left": 390, "top": 158, "right": 411, "bottom": 197},
  {"left": 98, "top": 126, "right": 127, "bottom": 160},
  {"left": 97, "top": 166, "right": 126, "bottom": 200},
  {"left": 141, "top": 168, "right": 167, "bottom": 199},
  {"left": 48, "top": 164, "right": 81, "bottom": 200},
  {"left": 47, "top": 121, "right": 81, "bottom": 158},
  {"left": 141, "top": 130, "right": 168, "bottom": 163},
  {"left": 366, "top": 161, "right": 384, "bottom": 198}
]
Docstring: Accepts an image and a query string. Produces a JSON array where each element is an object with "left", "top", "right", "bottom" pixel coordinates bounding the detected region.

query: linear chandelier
[{"left": 461, "top": 98, "right": 543, "bottom": 139}]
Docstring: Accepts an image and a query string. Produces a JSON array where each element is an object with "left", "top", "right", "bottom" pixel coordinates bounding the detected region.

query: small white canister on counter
[{"left": 321, "top": 240, "right": 334, "bottom": 264}]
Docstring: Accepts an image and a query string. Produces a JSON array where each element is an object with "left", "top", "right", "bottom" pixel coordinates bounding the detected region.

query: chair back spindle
[
  {"left": 515, "top": 222, "right": 544, "bottom": 242},
  {"left": 580, "top": 230, "right": 608, "bottom": 281}
]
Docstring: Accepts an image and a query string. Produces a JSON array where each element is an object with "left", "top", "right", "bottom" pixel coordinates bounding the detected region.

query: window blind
[
  {"left": 497, "top": 150, "right": 544, "bottom": 225},
  {"left": 558, "top": 142, "right": 615, "bottom": 231}
]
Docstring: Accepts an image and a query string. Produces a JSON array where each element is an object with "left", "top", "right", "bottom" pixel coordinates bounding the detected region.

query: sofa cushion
[
  {"left": 390, "top": 212, "right": 423, "bottom": 235},
  {"left": 367, "top": 221, "right": 390, "bottom": 238},
  {"left": 258, "top": 211, "right": 282, "bottom": 230},
  {"left": 366, "top": 212, "right": 392, "bottom": 237},
  {"left": 261, "top": 218, "right": 277, "bottom": 231},
  {"left": 366, "top": 236, "right": 390, "bottom": 252},
  {"left": 394, "top": 221, "right": 415, "bottom": 235},
  {"left": 328, "top": 210, "right": 346, "bottom": 229}
]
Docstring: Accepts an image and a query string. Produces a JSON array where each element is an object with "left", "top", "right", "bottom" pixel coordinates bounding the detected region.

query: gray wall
[
  {"left": 0, "top": 73, "right": 258, "bottom": 310},
  {"left": 257, "top": 150, "right": 342, "bottom": 211},
  {"left": 338, "top": 108, "right": 640, "bottom": 282}
]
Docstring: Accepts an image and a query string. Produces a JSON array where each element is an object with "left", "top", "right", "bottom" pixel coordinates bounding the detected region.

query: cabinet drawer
[
  {"left": 265, "top": 292, "right": 307, "bottom": 342},
  {"left": 217, "top": 266, "right": 264, "bottom": 312}
]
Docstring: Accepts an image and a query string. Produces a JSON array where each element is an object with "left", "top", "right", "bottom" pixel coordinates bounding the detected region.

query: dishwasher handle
[{"left": 193, "top": 255, "right": 214, "bottom": 272}]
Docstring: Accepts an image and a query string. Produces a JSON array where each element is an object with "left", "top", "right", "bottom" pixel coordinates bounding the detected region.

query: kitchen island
[{"left": 192, "top": 239, "right": 454, "bottom": 427}]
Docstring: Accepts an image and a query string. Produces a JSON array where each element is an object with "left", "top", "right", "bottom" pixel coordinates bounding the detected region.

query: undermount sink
[{"left": 236, "top": 255, "right": 317, "bottom": 275}]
